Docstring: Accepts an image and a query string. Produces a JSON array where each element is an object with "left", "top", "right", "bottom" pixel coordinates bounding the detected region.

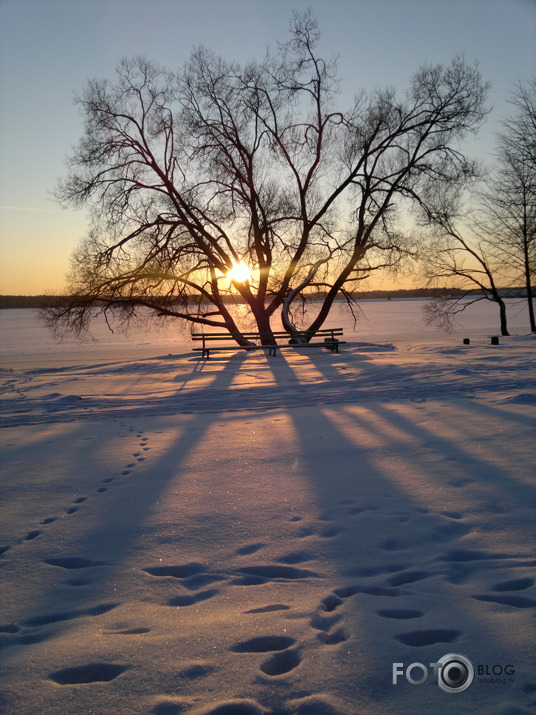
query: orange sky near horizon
[{"left": 0, "top": 208, "right": 421, "bottom": 298}]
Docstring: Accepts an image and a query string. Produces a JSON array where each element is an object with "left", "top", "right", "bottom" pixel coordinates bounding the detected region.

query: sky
[{"left": 0, "top": 0, "right": 535, "bottom": 295}]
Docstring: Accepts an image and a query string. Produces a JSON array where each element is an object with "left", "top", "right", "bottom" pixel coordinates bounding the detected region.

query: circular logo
[{"left": 436, "top": 653, "right": 475, "bottom": 693}]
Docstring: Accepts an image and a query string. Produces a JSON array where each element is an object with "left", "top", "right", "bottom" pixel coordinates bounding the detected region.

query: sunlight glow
[{"left": 227, "top": 261, "right": 251, "bottom": 283}]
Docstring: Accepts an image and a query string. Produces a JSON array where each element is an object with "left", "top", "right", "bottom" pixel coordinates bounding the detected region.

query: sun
[{"left": 227, "top": 261, "right": 251, "bottom": 283}]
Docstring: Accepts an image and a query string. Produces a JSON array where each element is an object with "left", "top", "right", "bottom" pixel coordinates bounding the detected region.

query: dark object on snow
[
  {"left": 491, "top": 336, "right": 500, "bottom": 345},
  {"left": 463, "top": 338, "right": 470, "bottom": 345}
]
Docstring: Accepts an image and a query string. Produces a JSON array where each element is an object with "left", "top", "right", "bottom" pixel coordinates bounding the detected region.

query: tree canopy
[{"left": 45, "top": 12, "right": 489, "bottom": 345}]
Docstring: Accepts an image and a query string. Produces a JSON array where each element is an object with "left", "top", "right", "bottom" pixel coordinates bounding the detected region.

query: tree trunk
[
  {"left": 524, "top": 247, "right": 536, "bottom": 332},
  {"left": 251, "top": 302, "right": 277, "bottom": 346},
  {"left": 527, "top": 287, "right": 536, "bottom": 333},
  {"left": 218, "top": 301, "right": 256, "bottom": 348},
  {"left": 498, "top": 298, "right": 510, "bottom": 336}
]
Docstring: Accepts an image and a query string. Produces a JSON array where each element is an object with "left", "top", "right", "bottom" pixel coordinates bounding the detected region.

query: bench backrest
[{"left": 192, "top": 328, "right": 343, "bottom": 342}]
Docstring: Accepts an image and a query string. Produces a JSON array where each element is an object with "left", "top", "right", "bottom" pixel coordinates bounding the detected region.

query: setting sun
[{"left": 227, "top": 261, "right": 251, "bottom": 283}]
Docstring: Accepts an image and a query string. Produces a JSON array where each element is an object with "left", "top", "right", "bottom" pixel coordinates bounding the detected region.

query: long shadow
[
  {"left": 1, "top": 345, "right": 534, "bottom": 713},
  {"left": 260, "top": 347, "right": 535, "bottom": 711},
  {"left": 0, "top": 352, "right": 250, "bottom": 648},
  {"left": 309, "top": 345, "right": 536, "bottom": 495},
  {"left": 0, "top": 419, "right": 113, "bottom": 550}
]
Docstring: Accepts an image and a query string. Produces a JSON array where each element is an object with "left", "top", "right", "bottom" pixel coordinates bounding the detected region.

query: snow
[{"left": 0, "top": 301, "right": 535, "bottom": 715}]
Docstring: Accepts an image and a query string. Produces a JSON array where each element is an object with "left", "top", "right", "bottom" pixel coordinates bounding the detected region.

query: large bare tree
[{"left": 44, "top": 12, "right": 489, "bottom": 346}]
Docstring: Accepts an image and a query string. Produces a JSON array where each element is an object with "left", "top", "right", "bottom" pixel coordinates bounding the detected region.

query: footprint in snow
[
  {"left": 232, "top": 565, "right": 322, "bottom": 585},
  {"left": 21, "top": 602, "right": 119, "bottom": 628},
  {"left": 236, "top": 542, "right": 265, "bottom": 555},
  {"left": 144, "top": 563, "right": 227, "bottom": 593},
  {"left": 387, "top": 571, "right": 431, "bottom": 587},
  {"left": 319, "top": 525, "right": 342, "bottom": 538},
  {"left": 313, "top": 590, "right": 354, "bottom": 646},
  {"left": 143, "top": 563, "right": 204, "bottom": 578},
  {"left": 294, "top": 525, "right": 315, "bottom": 538},
  {"left": 260, "top": 648, "right": 301, "bottom": 676},
  {"left": 231, "top": 635, "right": 295, "bottom": 653},
  {"left": 24, "top": 530, "right": 41, "bottom": 541},
  {"left": 43, "top": 556, "right": 106, "bottom": 569},
  {"left": 0, "top": 623, "right": 20, "bottom": 633},
  {"left": 243, "top": 604, "right": 291, "bottom": 614},
  {"left": 376, "top": 609, "right": 424, "bottom": 620},
  {"left": 317, "top": 627, "right": 349, "bottom": 645},
  {"left": 441, "top": 510, "right": 464, "bottom": 520},
  {"left": 472, "top": 594, "right": 536, "bottom": 609},
  {"left": 321, "top": 580, "right": 404, "bottom": 616},
  {"left": 48, "top": 663, "right": 128, "bottom": 684},
  {"left": 321, "top": 594, "right": 344, "bottom": 613},
  {"left": 276, "top": 550, "right": 313, "bottom": 565},
  {"left": 167, "top": 589, "right": 220, "bottom": 607},
  {"left": 493, "top": 578, "right": 534, "bottom": 591},
  {"left": 230, "top": 635, "right": 302, "bottom": 676}
]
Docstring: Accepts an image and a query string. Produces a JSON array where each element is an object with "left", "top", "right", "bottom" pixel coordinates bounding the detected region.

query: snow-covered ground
[{"left": 0, "top": 301, "right": 535, "bottom": 714}]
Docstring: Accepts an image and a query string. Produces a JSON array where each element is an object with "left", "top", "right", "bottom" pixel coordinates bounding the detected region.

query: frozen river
[{"left": 0, "top": 298, "right": 532, "bottom": 369}]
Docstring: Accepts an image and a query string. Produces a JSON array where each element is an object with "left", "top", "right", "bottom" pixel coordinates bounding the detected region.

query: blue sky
[{"left": 0, "top": 0, "right": 535, "bottom": 293}]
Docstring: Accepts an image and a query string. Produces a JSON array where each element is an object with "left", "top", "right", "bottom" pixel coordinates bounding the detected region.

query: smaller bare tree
[
  {"left": 478, "top": 78, "right": 536, "bottom": 332},
  {"left": 423, "top": 78, "right": 536, "bottom": 336},
  {"left": 422, "top": 211, "right": 510, "bottom": 335}
]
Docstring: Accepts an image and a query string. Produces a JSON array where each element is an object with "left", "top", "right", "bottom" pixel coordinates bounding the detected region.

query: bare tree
[
  {"left": 479, "top": 78, "right": 536, "bottom": 332},
  {"left": 422, "top": 214, "right": 511, "bottom": 336},
  {"left": 44, "top": 12, "right": 489, "bottom": 346},
  {"left": 423, "top": 78, "right": 535, "bottom": 336}
]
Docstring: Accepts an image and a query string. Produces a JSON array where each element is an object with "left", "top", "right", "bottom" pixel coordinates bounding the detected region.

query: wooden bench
[{"left": 192, "top": 328, "right": 345, "bottom": 359}]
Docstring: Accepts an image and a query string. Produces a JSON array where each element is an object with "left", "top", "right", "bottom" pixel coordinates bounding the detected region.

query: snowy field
[{"left": 0, "top": 300, "right": 535, "bottom": 715}]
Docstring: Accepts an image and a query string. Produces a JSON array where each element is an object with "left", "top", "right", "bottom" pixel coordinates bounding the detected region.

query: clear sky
[{"left": 1, "top": 0, "right": 535, "bottom": 294}]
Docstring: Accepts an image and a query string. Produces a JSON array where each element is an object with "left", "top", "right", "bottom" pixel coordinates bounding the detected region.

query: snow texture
[{"left": 0, "top": 302, "right": 535, "bottom": 714}]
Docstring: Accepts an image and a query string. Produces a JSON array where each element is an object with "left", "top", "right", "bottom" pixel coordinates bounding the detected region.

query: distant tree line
[
  {"left": 0, "top": 295, "right": 52, "bottom": 309},
  {"left": 2, "top": 287, "right": 531, "bottom": 310}
]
